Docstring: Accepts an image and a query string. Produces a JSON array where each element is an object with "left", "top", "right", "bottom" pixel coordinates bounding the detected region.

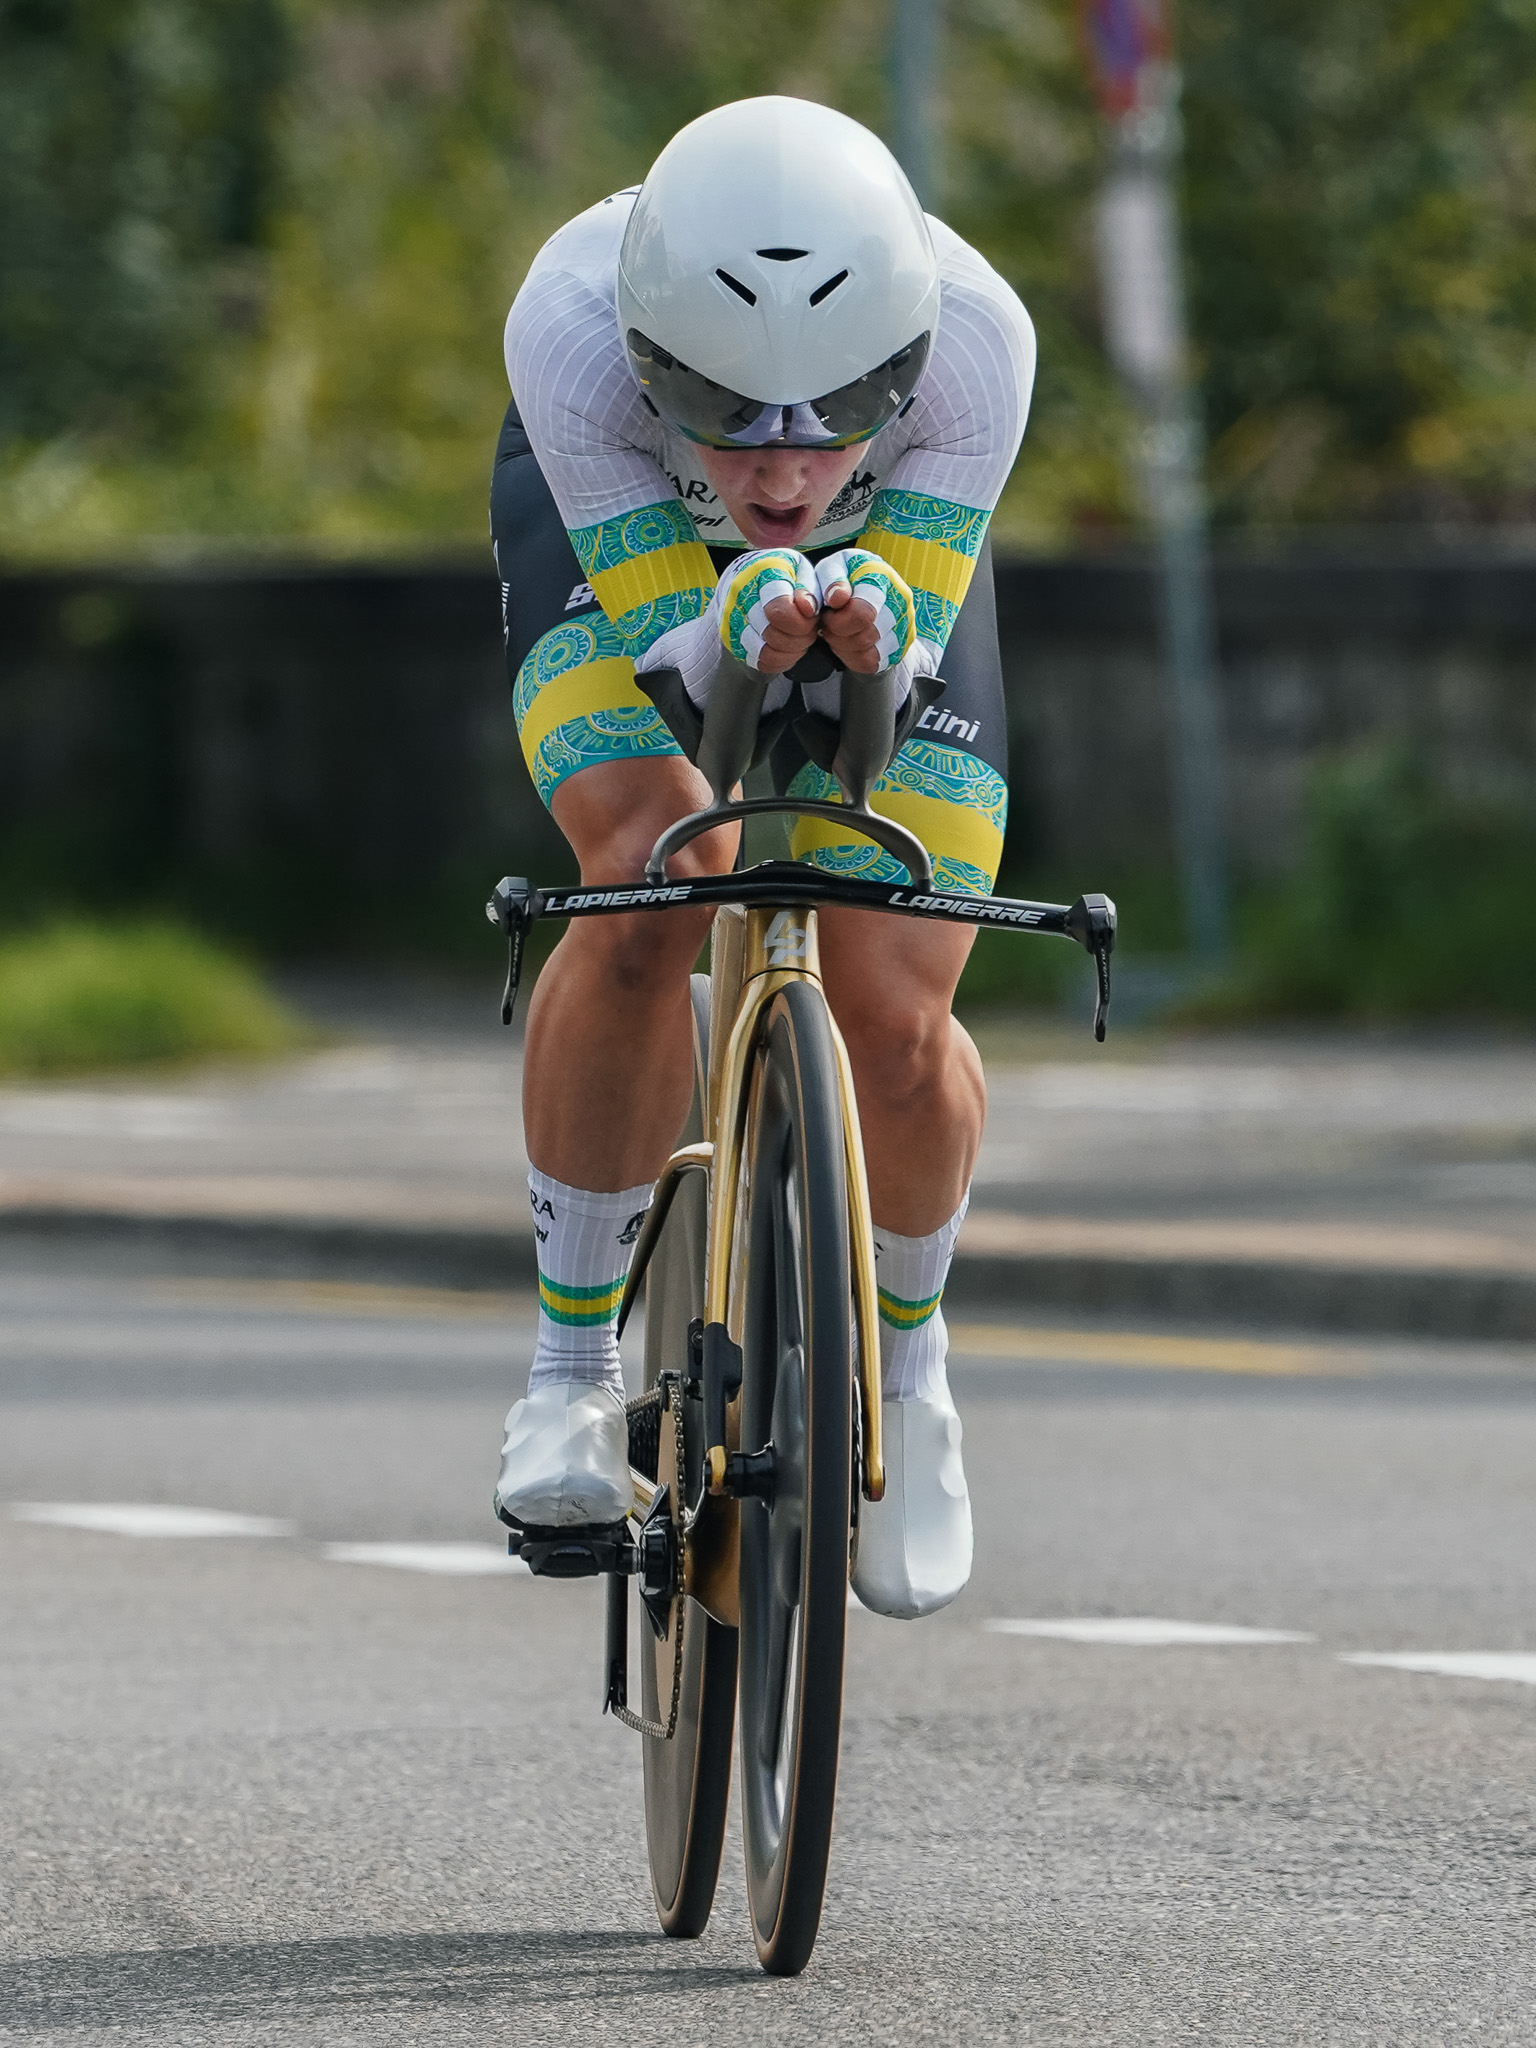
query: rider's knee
[
  {"left": 573, "top": 815, "right": 741, "bottom": 905},
  {"left": 557, "top": 764, "right": 735, "bottom": 890},
  {"left": 838, "top": 990, "right": 951, "bottom": 1108},
  {"left": 582, "top": 816, "right": 736, "bottom": 888},
  {"left": 561, "top": 808, "right": 733, "bottom": 993}
]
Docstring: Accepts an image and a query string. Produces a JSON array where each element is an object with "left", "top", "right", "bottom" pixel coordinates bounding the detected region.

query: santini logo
[
  {"left": 565, "top": 582, "right": 595, "bottom": 611},
  {"left": 917, "top": 706, "right": 982, "bottom": 744}
]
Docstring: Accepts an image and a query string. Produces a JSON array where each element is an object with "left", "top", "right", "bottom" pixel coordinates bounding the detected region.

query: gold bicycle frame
[
  {"left": 621, "top": 900, "right": 887, "bottom": 1629},
  {"left": 696, "top": 903, "right": 884, "bottom": 1505}
]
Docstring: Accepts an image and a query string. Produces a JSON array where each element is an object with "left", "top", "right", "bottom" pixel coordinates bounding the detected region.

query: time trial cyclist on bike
[{"left": 490, "top": 96, "right": 1035, "bottom": 1619}]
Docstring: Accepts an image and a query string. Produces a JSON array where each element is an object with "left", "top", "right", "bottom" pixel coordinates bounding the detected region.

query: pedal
[{"left": 509, "top": 1520, "right": 634, "bottom": 1579}]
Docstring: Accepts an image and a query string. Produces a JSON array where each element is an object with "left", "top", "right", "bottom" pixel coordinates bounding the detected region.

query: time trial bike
[{"left": 489, "top": 653, "right": 1114, "bottom": 1975}]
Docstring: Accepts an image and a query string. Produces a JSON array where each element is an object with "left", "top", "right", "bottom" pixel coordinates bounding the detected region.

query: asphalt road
[{"left": 4, "top": 1271, "right": 1536, "bottom": 2044}]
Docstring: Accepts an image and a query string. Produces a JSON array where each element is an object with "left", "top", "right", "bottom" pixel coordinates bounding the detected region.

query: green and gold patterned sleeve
[
  {"left": 567, "top": 498, "right": 716, "bottom": 662},
  {"left": 857, "top": 488, "right": 991, "bottom": 656}
]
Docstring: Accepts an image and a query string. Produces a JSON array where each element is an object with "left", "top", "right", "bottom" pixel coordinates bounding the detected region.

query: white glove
[{"left": 636, "top": 549, "right": 820, "bottom": 713}]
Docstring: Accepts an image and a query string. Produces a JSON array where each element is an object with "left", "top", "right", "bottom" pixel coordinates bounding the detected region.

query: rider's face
[{"left": 695, "top": 443, "right": 863, "bottom": 550}]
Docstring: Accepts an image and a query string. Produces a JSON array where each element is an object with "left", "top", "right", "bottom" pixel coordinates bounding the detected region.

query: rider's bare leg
[
  {"left": 495, "top": 756, "right": 739, "bottom": 1529},
  {"left": 522, "top": 756, "right": 738, "bottom": 1191},
  {"left": 821, "top": 905, "right": 981, "bottom": 1617},
  {"left": 817, "top": 908, "right": 983, "bottom": 1236}
]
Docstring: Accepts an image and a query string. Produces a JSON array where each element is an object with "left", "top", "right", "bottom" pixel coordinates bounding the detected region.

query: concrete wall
[{"left": 2, "top": 549, "right": 1533, "bottom": 939}]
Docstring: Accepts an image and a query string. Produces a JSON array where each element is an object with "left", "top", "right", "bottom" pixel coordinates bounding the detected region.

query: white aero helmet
[{"left": 616, "top": 96, "right": 939, "bottom": 449}]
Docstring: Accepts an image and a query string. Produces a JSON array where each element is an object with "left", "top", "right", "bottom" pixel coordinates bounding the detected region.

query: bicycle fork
[{"left": 699, "top": 904, "right": 884, "bottom": 1509}]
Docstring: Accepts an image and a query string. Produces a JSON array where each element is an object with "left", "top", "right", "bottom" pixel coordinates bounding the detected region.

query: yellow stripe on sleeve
[
  {"left": 590, "top": 542, "right": 715, "bottom": 622},
  {"left": 517, "top": 656, "right": 650, "bottom": 772},
  {"left": 862, "top": 531, "right": 977, "bottom": 612},
  {"left": 791, "top": 786, "right": 1004, "bottom": 885}
]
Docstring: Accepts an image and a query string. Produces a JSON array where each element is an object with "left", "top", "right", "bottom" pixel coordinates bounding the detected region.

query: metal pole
[
  {"left": 890, "top": 0, "right": 943, "bottom": 208},
  {"left": 1094, "top": 59, "right": 1229, "bottom": 960},
  {"left": 1144, "top": 395, "right": 1227, "bottom": 957}
]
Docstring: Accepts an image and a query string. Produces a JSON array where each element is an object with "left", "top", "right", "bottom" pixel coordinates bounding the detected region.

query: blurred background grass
[
  {"left": 1180, "top": 741, "right": 1536, "bottom": 1023},
  {"left": 0, "top": 920, "right": 308, "bottom": 1075}
]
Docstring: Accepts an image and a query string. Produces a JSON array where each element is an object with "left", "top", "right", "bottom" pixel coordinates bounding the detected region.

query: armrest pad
[{"left": 634, "top": 664, "right": 802, "bottom": 781}]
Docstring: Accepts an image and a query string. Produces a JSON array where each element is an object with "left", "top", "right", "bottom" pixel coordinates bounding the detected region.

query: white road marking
[
  {"left": 986, "top": 1616, "right": 1314, "bottom": 1647},
  {"left": 322, "top": 1541, "right": 527, "bottom": 1576},
  {"left": 11, "top": 1502, "right": 294, "bottom": 1539},
  {"left": 1340, "top": 1651, "right": 1536, "bottom": 1687}
]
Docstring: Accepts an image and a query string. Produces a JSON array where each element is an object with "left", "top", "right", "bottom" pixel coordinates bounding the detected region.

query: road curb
[
  {"left": 5, "top": 1205, "right": 1535, "bottom": 1342},
  {"left": 944, "top": 1249, "right": 1536, "bottom": 1343}
]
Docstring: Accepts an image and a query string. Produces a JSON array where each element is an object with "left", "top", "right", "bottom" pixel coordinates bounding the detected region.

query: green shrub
[
  {"left": 0, "top": 921, "right": 307, "bottom": 1076},
  {"left": 1189, "top": 744, "right": 1536, "bottom": 1020}
]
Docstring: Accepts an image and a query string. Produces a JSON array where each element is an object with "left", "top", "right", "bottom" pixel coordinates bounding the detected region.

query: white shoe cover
[
  {"left": 851, "top": 1383, "right": 973, "bottom": 1619},
  {"left": 494, "top": 1382, "right": 632, "bottom": 1527}
]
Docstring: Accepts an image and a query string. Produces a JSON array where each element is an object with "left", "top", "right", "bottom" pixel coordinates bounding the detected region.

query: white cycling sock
[
  {"left": 873, "top": 1195, "right": 969, "bottom": 1402},
  {"left": 526, "top": 1169, "right": 654, "bottom": 1396}
]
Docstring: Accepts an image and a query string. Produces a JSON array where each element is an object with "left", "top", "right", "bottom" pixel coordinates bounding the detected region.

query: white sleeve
[
  {"left": 884, "top": 250, "right": 1036, "bottom": 517},
  {"left": 503, "top": 266, "right": 672, "bottom": 533}
]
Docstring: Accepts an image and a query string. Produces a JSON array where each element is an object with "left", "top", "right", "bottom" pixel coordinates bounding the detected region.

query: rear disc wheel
[{"left": 641, "top": 974, "right": 738, "bottom": 1938}]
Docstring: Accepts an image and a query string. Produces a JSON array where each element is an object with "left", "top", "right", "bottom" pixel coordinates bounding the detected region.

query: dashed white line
[
  {"left": 1340, "top": 1651, "right": 1536, "bottom": 1687},
  {"left": 321, "top": 1541, "right": 528, "bottom": 1576},
  {"left": 11, "top": 1502, "right": 295, "bottom": 1539},
  {"left": 986, "top": 1616, "right": 1314, "bottom": 1647}
]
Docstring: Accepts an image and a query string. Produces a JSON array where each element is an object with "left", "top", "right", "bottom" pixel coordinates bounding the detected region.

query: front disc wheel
[{"left": 736, "top": 981, "right": 853, "bottom": 1977}]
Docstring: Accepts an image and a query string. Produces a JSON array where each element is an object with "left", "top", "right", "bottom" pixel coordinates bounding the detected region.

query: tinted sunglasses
[{"left": 626, "top": 330, "right": 931, "bottom": 449}]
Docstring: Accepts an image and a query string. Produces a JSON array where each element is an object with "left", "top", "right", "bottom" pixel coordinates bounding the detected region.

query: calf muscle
[
  {"left": 819, "top": 906, "right": 984, "bottom": 1235},
  {"left": 522, "top": 758, "right": 732, "bottom": 1191}
]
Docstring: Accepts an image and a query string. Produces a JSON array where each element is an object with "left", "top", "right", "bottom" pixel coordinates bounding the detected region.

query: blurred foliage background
[{"left": 5, "top": 0, "right": 1536, "bottom": 564}]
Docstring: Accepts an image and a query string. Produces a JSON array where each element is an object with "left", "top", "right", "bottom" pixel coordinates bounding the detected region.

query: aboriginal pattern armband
[
  {"left": 858, "top": 489, "right": 991, "bottom": 655},
  {"left": 568, "top": 499, "right": 716, "bottom": 662}
]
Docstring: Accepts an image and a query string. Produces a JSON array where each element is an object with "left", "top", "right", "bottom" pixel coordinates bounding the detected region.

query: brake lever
[
  {"left": 1065, "top": 892, "right": 1117, "bottom": 1042},
  {"left": 487, "top": 876, "right": 537, "bottom": 1024},
  {"left": 1091, "top": 939, "right": 1113, "bottom": 1043}
]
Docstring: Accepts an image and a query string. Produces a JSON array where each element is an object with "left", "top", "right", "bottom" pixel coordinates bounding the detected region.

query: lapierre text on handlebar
[{"left": 487, "top": 862, "right": 1117, "bottom": 1041}]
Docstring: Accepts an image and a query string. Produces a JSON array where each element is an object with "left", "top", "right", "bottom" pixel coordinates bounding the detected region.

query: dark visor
[{"left": 626, "top": 329, "right": 931, "bottom": 449}]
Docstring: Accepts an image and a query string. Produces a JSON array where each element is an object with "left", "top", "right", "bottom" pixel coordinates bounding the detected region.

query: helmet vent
[
  {"left": 756, "top": 247, "right": 809, "bottom": 261},
  {"left": 715, "top": 268, "right": 757, "bottom": 305},
  {"left": 808, "top": 269, "right": 849, "bottom": 307}
]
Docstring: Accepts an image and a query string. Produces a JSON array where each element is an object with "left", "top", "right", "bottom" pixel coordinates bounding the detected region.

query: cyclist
[{"left": 491, "top": 96, "right": 1034, "bottom": 1619}]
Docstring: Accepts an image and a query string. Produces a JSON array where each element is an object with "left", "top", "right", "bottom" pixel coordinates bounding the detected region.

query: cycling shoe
[
  {"left": 851, "top": 1380, "right": 973, "bottom": 1619},
  {"left": 494, "top": 1382, "right": 633, "bottom": 1528}
]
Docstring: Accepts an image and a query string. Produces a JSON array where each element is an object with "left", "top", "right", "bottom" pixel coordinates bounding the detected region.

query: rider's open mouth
[{"left": 748, "top": 502, "right": 810, "bottom": 538}]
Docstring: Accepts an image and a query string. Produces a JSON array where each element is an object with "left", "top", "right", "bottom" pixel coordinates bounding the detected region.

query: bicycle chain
[{"left": 610, "top": 1380, "right": 686, "bottom": 1742}]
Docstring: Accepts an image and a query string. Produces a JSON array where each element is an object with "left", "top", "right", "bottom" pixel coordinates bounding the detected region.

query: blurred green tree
[
  {"left": 3, "top": 0, "right": 1536, "bottom": 555},
  {"left": 0, "top": 0, "right": 290, "bottom": 440},
  {"left": 1183, "top": 0, "right": 1536, "bottom": 525}
]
